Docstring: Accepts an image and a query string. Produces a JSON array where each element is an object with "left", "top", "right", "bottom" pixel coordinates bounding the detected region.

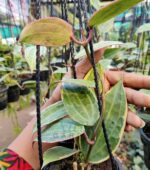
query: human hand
[{"left": 44, "top": 48, "right": 150, "bottom": 132}]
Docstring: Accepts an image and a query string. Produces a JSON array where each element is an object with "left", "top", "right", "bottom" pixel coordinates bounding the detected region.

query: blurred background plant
[{"left": 0, "top": 0, "right": 150, "bottom": 169}]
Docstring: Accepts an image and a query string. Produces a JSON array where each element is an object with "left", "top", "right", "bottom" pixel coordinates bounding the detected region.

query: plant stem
[
  {"left": 84, "top": 42, "right": 116, "bottom": 170},
  {"left": 84, "top": 45, "right": 105, "bottom": 162}
]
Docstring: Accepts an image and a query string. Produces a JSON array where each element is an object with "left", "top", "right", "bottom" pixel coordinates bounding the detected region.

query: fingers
[
  {"left": 76, "top": 48, "right": 105, "bottom": 78},
  {"left": 44, "top": 49, "right": 105, "bottom": 107},
  {"left": 125, "top": 124, "right": 134, "bottom": 132},
  {"left": 125, "top": 87, "right": 150, "bottom": 108},
  {"left": 105, "top": 70, "right": 150, "bottom": 89},
  {"left": 126, "top": 110, "right": 145, "bottom": 129}
]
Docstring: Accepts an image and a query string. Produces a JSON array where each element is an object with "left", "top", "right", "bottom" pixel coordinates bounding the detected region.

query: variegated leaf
[
  {"left": 42, "top": 146, "right": 79, "bottom": 168},
  {"left": 33, "top": 101, "right": 67, "bottom": 133},
  {"left": 81, "top": 81, "right": 127, "bottom": 164},
  {"left": 62, "top": 78, "right": 95, "bottom": 88},
  {"left": 19, "top": 17, "right": 73, "bottom": 47},
  {"left": 62, "top": 82, "right": 99, "bottom": 126},
  {"left": 35, "top": 118, "right": 85, "bottom": 143}
]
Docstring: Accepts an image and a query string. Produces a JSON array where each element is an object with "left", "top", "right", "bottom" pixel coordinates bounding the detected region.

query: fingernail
[{"left": 140, "top": 120, "right": 146, "bottom": 128}]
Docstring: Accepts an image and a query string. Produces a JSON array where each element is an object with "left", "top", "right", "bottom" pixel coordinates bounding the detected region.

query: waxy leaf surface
[
  {"left": 36, "top": 118, "right": 85, "bottom": 143},
  {"left": 75, "top": 41, "right": 122, "bottom": 60},
  {"left": 89, "top": 0, "right": 143, "bottom": 27},
  {"left": 33, "top": 101, "right": 67, "bottom": 133},
  {"left": 81, "top": 81, "right": 127, "bottom": 163},
  {"left": 62, "top": 82, "right": 99, "bottom": 126},
  {"left": 42, "top": 146, "right": 79, "bottom": 168},
  {"left": 62, "top": 78, "right": 95, "bottom": 88},
  {"left": 19, "top": 17, "right": 73, "bottom": 47}
]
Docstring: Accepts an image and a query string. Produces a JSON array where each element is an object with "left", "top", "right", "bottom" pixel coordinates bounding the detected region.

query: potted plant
[
  {"left": 0, "top": 82, "right": 8, "bottom": 110},
  {"left": 19, "top": 0, "right": 144, "bottom": 169}
]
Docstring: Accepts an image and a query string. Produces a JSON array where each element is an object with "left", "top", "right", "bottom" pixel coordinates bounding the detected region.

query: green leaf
[
  {"left": 140, "top": 89, "right": 150, "bottom": 95},
  {"left": 19, "top": 17, "right": 73, "bottom": 47},
  {"left": 62, "top": 78, "right": 95, "bottom": 88},
  {"left": 99, "top": 59, "right": 112, "bottom": 69},
  {"left": 81, "top": 81, "right": 127, "bottom": 163},
  {"left": 84, "top": 63, "right": 104, "bottom": 92},
  {"left": 138, "top": 114, "right": 150, "bottom": 122},
  {"left": 42, "top": 146, "right": 79, "bottom": 168},
  {"left": 136, "top": 23, "right": 150, "bottom": 34},
  {"left": 75, "top": 41, "right": 122, "bottom": 60},
  {"left": 33, "top": 101, "right": 67, "bottom": 133},
  {"left": 104, "top": 48, "right": 123, "bottom": 59},
  {"left": 0, "top": 57, "right": 5, "bottom": 62},
  {"left": 35, "top": 118, "right": 85, "bottom": 143},
  {"left": 89, "top": 0, "right": 143, "bottom": 27},
  {"left": 24, "top": 46, "right": 47, "bottom": 72},
  {"left": 62, "top": 82, "right": 99, "bottom": 126}
]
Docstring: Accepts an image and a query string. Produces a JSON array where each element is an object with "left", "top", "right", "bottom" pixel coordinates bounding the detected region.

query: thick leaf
[
  {"left": 75, "top": 41, "right": 123, "bottom": 59},
  {"left": 24, "top": 46, "right": 47, "bottom": 72},
  {"left": 138, "top": 114, "right": 150, "bottom": 122},
  {"left": 19, "top": 17, "right": 73, "bottom": 47},
  {"left": 62, "top": 78, "right": 95, "bottom": 88},
  {"left": 62, "top": 82, "right": 99, "bottom": 126},
  {"left": 136, "top": 23, "right": 150, "bottom": 34},
  {"left": 99, "top": 59, "right": 113, "bottom": 69},
  {"left": 81, "top": 81, "right": 127, "bottom": 163},
  {"left": 35, "top": 118, "right": 85, "bottom": 143},
  {"left": 89, "top": 0, "right": 143, "bottom": 27},
  {"left": 33, "top": 101, "right": 67, "bottom": 133},
  {"left": 103, "top": 48, "right": 123, "bottom": 59},
  {"left": 42, "top": 146, "right": 78, "bottom": 168},
  {"left": 84, "top": 63, "right": 103, "bottom": 92}
]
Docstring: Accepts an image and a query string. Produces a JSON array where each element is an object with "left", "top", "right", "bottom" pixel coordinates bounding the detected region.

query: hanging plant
[{"left": 19, "top": 0, "right": 144, "bottom": 169}]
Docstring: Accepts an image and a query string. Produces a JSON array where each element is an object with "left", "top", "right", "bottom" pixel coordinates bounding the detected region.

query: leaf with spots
[
  {"left": 19, "top": 17, "right": 73, "bottom": 47},
  {"left": 62, "top": 82, "right": 99, "bottom": 126},
  {"left": 80, "top": 81, "right": 127, "bottom": 163}
]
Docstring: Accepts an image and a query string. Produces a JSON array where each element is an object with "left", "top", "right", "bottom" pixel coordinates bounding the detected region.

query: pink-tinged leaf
[{"left": 19, "top": 17, "right": 73, "bottom": 47}]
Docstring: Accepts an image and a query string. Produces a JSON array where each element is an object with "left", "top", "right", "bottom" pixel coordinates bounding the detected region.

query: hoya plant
[{"left": 19, "top": 0, "right": 143, "bottom": 169}]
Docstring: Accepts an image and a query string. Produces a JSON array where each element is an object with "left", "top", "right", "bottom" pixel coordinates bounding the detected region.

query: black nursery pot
[
  {"left": 0, "top": 85, "right": 8, "bottom": 110},
  {"left": 7, "top": 85, "right": 20, "bottom": 103},
  {"left": 43, "top": 157, "right": 123, "bottom": 170},
  {"left": 140, "top": 124, "right": 150, "bottom": 170},
  {"left": 20, "top": 88, "right": 30, "bottom": 96},
  {"left": 32, "top": 70, "right": 50, "bottom": 81}
]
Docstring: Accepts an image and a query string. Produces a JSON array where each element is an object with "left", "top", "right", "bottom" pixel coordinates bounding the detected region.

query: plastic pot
[
  {"left": 43, "top": 157, "right": 123, "bottom": 170},
  {"left": 0, "top": 85, "right": 8, "bottom": 110},
  {"left": 20, "top": 88, "right": 30, "bottom": 96},
  {"left": 7, "top": 85, "right": 20, "bottom": 103},
  {"left": 140, "top": 124, "right": 150, "bottom": 170},
  {"left": 32, "top": 70, "right": 50, "bottom": 81}
]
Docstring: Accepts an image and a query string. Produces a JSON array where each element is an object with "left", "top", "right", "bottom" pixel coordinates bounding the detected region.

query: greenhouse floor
[{"left": 0, "top": 104, "right": 35, "bottom": 149}]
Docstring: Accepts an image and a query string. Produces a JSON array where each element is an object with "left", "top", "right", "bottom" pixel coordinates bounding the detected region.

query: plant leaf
[
  {"left": 89, "top": 0, "right": 143, "bottom": 27},
  {"left": 138, "top": 114, "right": 150, "bottom": 122},
  {"left": 42, "top": 146, "right": 79, "bottom": 168},
  {"left": 35, "top": 118, "right": 85, "bottom": 143},
  {"left": 33, "top": 101, "right": 67, "bottom": 133},
  {"left": 62, "top": 78, "right": 95, "bottom": 88},
  {"left": 81, "top": 81, "right": 127, "bottom": 164},
  {"left": 62, "top": 82, "right": 99, "bottom": 126},
  {"left": 19, "top": 17, "right": 73, "bottom": 47},
  {"left": 136, "top": 23, "right": 150, "bottom": 34},
  {"left": 75, "top": 41, "right": 122, "bottom": 60},
  {"left": 24, "top": 46, "right": 47, "bottom": 72},
  {"left": 84, "top": 63, "right": 104, "bottom": 92}
]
